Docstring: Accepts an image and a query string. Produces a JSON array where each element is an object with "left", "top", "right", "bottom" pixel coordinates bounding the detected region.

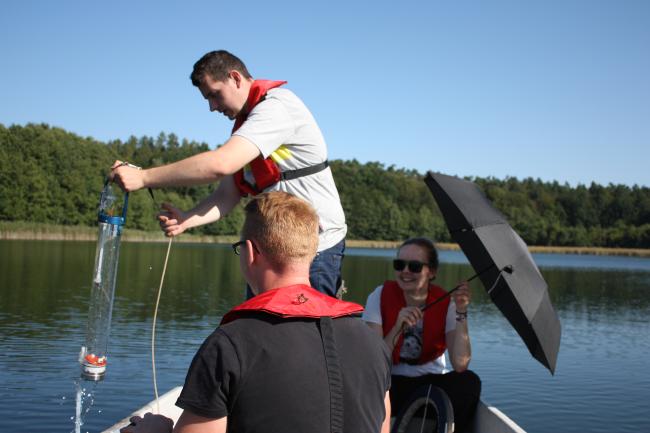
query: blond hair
[{"left": 242, "top": 191, "right": 319, "bottom": 269}]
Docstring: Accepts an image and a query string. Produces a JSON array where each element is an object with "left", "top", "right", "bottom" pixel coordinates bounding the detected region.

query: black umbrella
[{"left": 424, "top": 172, "right": 561, "bottom": 374}]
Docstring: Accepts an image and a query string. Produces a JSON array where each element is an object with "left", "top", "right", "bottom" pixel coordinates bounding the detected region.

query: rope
[
  {"left": 486, "top": 271, "right": 504, "bottom": 295},
  {"left": 151, "top": 237, "right": 173, "bottom": 413},
  {"left": 418, "top": 384, "right": 433, "bottom": 433}
]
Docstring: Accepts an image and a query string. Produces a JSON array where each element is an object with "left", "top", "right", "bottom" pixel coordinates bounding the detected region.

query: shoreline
[{"left": 1, "top": 222, "right": 649, "bottom": 257}]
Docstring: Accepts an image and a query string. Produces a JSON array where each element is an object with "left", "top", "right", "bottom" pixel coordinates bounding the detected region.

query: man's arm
[
  {"left": 381, "top": 391, "right": 391, "bottom": 433},
  {"left": 158, "top": 175, "right": 241, "bottom": 237},
  {"left": 119, "top": 411, "right": 226, "bottom": 433},
  {"left": 173, "top": 410, "right": 227, "bottom": 433},
  {"left": 112, "top": 135, "right": 260, "bottom": 191}
]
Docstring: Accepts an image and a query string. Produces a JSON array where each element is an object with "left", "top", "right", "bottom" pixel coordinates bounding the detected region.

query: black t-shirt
[{"left": 176, "top": 312, "right": 391, "bottom": 433}]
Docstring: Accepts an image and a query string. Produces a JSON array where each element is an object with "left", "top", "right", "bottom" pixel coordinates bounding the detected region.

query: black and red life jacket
[
  {"left": 380, "top": 280, "right": 449, "bottom": 365},
  {"left": 220, "top": 284, "right": 363, "bottom": 325},
  {"left": 220, "top": 284, "right": 362, "bottom": 433},
  {"left": 231, "top": 80, "right": 329, "bottom": 197}
]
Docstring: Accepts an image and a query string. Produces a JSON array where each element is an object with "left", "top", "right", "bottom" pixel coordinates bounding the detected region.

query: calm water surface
[{"left": 1, "top": 240, "right": 650, "bottom": 432}]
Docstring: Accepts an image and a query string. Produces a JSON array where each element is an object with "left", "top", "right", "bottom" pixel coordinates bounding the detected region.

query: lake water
[{"left": 1, "top": 239, "right": 650, "bottom": 433}]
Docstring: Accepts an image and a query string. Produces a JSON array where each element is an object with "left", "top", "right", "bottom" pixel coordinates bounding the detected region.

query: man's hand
[
  {"left": 120, "top": 413, "right": 173, "bottom": 433},
  {"left": 111, "top": 160, "right": 146, "bottom": 192},
  {"left": 158, "top": 203, "right": 187, "bottom": 237}
]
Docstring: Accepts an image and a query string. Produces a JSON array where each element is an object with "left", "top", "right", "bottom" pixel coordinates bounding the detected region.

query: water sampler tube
[{"left": 79, "top": 181, "right": 129, "bottom": 381}]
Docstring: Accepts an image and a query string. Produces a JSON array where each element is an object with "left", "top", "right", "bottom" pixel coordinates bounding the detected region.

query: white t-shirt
[
  {"left": 362, "top": 284, "right": 457, "bottom": 376},
  {"left": 233, "top": 87, "right": 346, "bottom": 251}
]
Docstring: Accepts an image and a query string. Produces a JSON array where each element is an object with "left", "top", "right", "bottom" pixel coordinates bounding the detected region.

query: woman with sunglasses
[{"left": 362, "top": 237, "right": 481, "bottom": 433}]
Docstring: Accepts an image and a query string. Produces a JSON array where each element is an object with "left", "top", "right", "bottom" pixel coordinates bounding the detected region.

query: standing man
[
  {"left": 121, "top": 192, "right": 391, "bottom": 433},
  {"left": 111, "top": 50, "right": 347, "bottom": 297}
]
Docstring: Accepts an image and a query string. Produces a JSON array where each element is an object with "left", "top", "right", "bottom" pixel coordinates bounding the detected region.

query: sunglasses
[{"left": 393, "top": 259, "right": 428, "bottom": 273}]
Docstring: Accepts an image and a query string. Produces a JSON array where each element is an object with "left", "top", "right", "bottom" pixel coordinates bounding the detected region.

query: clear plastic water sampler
[{"left": 79, "top": 182, "right": 129, "bottom": 381}]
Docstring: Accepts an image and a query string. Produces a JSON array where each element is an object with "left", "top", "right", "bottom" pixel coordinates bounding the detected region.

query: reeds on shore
[{"left": 1, "top": 221, "right": 649, "bottom": 257}]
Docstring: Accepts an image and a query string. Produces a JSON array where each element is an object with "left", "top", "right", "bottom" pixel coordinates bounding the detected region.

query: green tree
[{"left": 3, "top": 123, "right": 650, "bottom": 248}]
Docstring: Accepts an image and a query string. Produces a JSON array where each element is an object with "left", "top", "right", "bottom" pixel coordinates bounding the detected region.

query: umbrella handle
[{"left": 420, "top": 264, "right": 512, "bottom": 311}]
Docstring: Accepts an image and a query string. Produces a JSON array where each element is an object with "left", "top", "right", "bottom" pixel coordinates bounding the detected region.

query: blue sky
[{"left": 2, "top": 0, "right": 648, "bottom": 187}]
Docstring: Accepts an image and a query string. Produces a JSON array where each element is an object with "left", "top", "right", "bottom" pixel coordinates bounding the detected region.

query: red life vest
[
  {"left": 380, "top": 280, "right": 450, "bottom": 365},
  {"left": 221, "top": 284, "right": 363, "bottom": 325},
  {"left": 232, "top": 80, "right": 287, "bottom": 197}
]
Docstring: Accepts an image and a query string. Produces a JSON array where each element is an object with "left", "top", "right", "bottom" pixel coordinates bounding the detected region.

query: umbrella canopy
[{"left": 424, "top": 172, "right": 561, "bottom": 374}]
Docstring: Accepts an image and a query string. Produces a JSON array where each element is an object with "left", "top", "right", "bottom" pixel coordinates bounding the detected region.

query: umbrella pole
[{"left": 421, "top": 264, "right": 512, "bottom": 311}]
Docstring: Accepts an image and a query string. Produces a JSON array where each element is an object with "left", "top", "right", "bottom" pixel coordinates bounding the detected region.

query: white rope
[
  {"left": 418, "top": 384, "right": 433, "bottom": 433},
  {"left": 486, "top": 271, "right": 504, "bottom": 295},
  {"left": 152, "top": 237, "right": 173, "bottom": 414}
]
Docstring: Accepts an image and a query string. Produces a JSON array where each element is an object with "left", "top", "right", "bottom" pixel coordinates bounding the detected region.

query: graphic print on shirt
[{"left": 400, "top": 320, "right": 424, "bottom": 364}]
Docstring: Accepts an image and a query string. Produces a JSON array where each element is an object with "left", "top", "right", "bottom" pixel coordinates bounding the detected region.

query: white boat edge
[
  {"left": 101, "top": 386, "right": 184, "bottom": 433},
  {"left": 469, "top": 400, "right": 527, "bottom": 433},
  {"left": 101, "top": 386, "right": 527, "bottom": 433}
]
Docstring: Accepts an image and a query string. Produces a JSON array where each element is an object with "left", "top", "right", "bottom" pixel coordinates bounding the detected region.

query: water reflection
[{"left": 1, "top": 240, "right": 650, "bottom": 433}]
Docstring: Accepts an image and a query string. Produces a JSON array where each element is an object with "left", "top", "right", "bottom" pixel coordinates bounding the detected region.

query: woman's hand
[
  {"left": 157, "top": 202, "right": 188, "bottom": 237},
  {"left": 385, "top": 305, "right": 424, "bottom": 350},
  {"left": 452, "top": 281, "right": 471, "bottom": 312},
  {"left": 396, "top": 306, "right": 423, "bottom": 328}
]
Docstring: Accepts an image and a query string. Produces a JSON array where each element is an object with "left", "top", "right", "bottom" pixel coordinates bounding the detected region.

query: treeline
[
  {"left": 2, "top": 123, "right": 649, "bottom": 248},
  {"left": 0, "top": 123, "right": 245, "bottom": 235}
]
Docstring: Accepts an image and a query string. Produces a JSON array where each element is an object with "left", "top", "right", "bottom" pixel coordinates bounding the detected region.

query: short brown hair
[
  {"left": 190, "top": 50, "right": 252, "bottom": 86},
  {"left": 242, "top": 191, "right": 319, "bottom": 269}
]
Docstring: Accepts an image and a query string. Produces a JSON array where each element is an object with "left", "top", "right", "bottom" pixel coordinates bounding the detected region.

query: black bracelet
[{"left": 455, "top": 311, "right": 468, "bottom": 322}]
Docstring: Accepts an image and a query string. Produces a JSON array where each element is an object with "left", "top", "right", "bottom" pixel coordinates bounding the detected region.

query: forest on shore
[{"left": 1, "top": 123, "right": 649, "bottom": 248}]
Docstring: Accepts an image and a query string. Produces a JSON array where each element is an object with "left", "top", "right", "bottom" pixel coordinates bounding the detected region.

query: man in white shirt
[{"left": 111, "top": 50, "right": 347, "bottom": 297}]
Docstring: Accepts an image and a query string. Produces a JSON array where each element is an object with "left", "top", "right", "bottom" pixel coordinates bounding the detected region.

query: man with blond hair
[{"left": 122, "top": 191, "right": 391, "bottom": 433}]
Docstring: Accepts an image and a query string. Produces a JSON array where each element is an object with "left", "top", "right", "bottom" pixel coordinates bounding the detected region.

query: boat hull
[{"left": 101, "top": 386, "right": 526, "bottom": 433}]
